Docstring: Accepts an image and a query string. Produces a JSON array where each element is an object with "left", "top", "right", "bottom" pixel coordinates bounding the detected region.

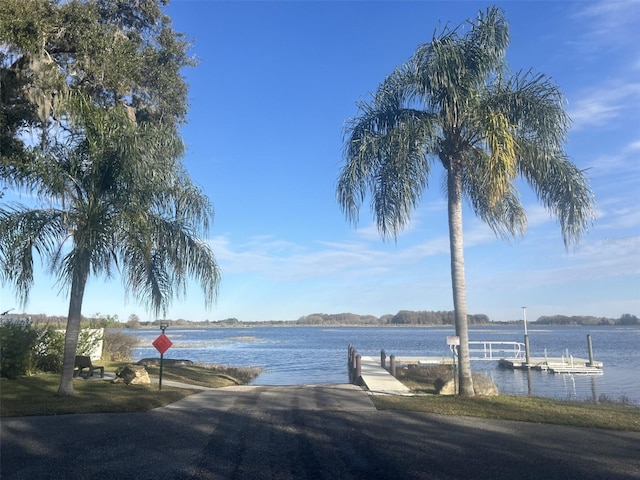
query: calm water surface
[{"left": 129, "top": 325, "right": 640, "bottom": 404}]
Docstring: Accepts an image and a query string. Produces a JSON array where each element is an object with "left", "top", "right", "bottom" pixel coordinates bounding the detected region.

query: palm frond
[
  {"left": 339, "top": 91, "right": 437, "bottom": 238},
  {"left": 484, "top": 72, "right": 594, "bottom": 246},
  {"left": 0, "top": 206, "right": 66, "bottom": 305},
  {"left": 119, "top": 212, "right": 220, "bottom": 316},
  {"left": 494, "top": 71, "right": 571, "bottom": 151},
  {"left": 464, "top": 6, "right": 509, "bottom": 77},
  {"left": 519, "top": 148, "right": 595, "bottom": 247},
  {"left": 409, "top": 7, "right": 508, "bottom": 126},
  {"left": 125, "top": 247, "right": 173, "bottom": 316},
  {"left": 479, "top": 111, "right": 518, "bottom": 207},
  {"left": 463, "top": 147, "right": 527, "bottom": 239}
]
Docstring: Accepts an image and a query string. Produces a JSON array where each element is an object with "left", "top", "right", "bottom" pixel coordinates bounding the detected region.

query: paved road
[{"left": 2, "top": 385, "right": 639, "bottom": 480}]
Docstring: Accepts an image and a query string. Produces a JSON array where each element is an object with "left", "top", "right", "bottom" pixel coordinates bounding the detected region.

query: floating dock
[
  {"left": 380, "top": 338, "right": 605, "bottom": 376},
  {"left": 498, "top": 357, "right": 604, "bottom": 375},
  {"left": 348, "top": 335, "right": 605, "bottom": 394},
  {"left": 388, "top": 354, "right": 604, "bottom": 375}
]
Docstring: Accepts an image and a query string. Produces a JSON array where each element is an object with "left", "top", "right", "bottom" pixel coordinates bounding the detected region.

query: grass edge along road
[
  {"left": 371, "top": 394, "right": 640, "bottom": 432},
  {"left": 0, "top": 363, "right": 262, "bottom": 417},
  {"left": 1, "top": 363, "right": 639, "bottom": 432}
]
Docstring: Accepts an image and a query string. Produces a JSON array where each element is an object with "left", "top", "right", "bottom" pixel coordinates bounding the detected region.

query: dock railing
[{"left": 466, "top": 341, "right": 525, "bottom": 361}]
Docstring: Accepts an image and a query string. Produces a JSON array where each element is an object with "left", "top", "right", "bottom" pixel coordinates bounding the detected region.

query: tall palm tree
[
  {"left": 337, "top": 7, "right": 594, "bottom": 396},
  {"left": 0, "top": 94, "right": 220, "bottom": 396}
]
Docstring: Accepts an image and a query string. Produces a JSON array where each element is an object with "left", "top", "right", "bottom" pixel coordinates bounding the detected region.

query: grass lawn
[
  {"left": 374, "top": 364, "right": 640, "bottom": 432},
  {"left": 2, "top": 362, "right": 639, "bottom": 432},
  {"left": 372, "top": 394, "right": 640, "bottom": 432},
  {"left": 0, "top": 362, "right": 262, "bottom": 417}
]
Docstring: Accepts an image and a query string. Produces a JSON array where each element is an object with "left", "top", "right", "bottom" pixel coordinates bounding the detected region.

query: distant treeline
[
  {"left": 2, "top": 311, "right": 637, "bottom": 327},
  {"left": 0, "top": 313, "right": 116, "bottom": 328},
  {"left": 535, "top": 314, "right": 638, "bottom": 326},
  {"left": 295, "top": 311, "right": 490, "bottom": 326}
]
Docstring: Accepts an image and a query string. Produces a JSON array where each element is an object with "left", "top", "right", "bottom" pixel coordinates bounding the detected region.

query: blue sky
[{"left": 2, "top": 0, "right": 639, "bottom": 323}]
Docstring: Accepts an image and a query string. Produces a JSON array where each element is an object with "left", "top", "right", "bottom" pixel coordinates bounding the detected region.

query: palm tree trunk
[
  {"left": 57, "top": 262, "right": 90, "bottom": 397},
  {"left": 447, "top": 162, "right": 475, "bottom": 397}
]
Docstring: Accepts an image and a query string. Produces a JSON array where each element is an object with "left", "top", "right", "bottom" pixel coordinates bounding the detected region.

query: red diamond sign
[{"left": 152, "top": 333, "right": 173, "bottom": 355}]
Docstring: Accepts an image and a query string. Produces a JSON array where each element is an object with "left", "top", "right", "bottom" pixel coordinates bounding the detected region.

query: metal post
[
  {"left": 158, "top": 321, "right": 168, "bottom": 391},
  {"left": 522, "top": 307, "right": 531, "bottom": 368},
  {"left": 158, "top": 352, "right": 164, "bottom": 391},
  {"left": 390, "top": 355, "right": 396, "bottom": 377},
  {"left": 452, "top": 346, "right": 457, "bottom": 394},
  {"left": 380, "top": 349, "right": 386, "bottom": 369},
  {"left": 355, "top": 354, "right": 361, "bottom": 382},
  {"left": 587, "top": 334, "right": 595, "bottom": 366}
]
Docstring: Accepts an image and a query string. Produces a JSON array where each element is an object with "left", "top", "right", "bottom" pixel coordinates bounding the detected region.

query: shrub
[
  {"left": 0, "top": 320, "right": 39, "bottom": 379},
  {"left": 103, "top": 329, "right": 139, "bottom": 361},
  {"left": 32, "top": 326, "right": 65, "bottom": 373},
  {"left": 598, "top": 393, "right": 633, "bottom": 406},
  {"left": 31, "top": 327, "right": 103, "bottom": 373},
  {"left": 0, "top": 321, "right": 108, "bottom": 377},
  {"left": 76, "top": 328, "right": 104, "bottom": 357}
]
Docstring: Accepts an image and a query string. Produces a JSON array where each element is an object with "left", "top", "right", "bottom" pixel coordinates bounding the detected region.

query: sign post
[
  {"left": 447, "top": 336, "right": 460, "bottom": 395},
  {"left": 152, "top": 321, "right": 172, "bottom": 391}
]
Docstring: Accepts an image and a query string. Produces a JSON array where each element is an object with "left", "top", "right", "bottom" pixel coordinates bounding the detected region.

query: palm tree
[
  {"left": 0, "top": 94, "right": 220, "bottom": 396},
  {"left": 337, "top": 7, "right": 594, "bottom": 396}
]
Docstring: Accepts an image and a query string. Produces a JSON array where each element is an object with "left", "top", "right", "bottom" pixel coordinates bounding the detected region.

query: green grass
[
  {"left": 0, "top": 362, "right": 262, "bottom": 417},
  {"left": 0, "top": 375, "right": 196, "bottom": 417},
  {"left": 373, "top": 364, "right": 640, "bottom": 431},
  {"left": 371, "top": 394, "right": 640, "bottom": 431},
  {"left": 3, "top": 363, "right": 639, "bottom": 432}
]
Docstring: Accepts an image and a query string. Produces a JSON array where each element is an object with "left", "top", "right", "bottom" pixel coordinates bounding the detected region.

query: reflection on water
[{"left": 127, "top": 325, "right": 640, "bottom": 404}]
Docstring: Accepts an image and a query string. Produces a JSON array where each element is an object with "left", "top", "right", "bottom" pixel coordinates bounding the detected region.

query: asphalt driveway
[{"left": 2, "top": 384, "right": 639, "bottom": 479}]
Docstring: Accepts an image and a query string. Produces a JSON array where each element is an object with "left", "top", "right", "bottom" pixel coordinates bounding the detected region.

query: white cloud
[
  {"left": 346, "top": 196, "right": 449, "bottom": 243},
  {"left": 569, "top": 82, "right": 640, "bottom": 130},
  {"left": 579, "top": 137, "right": 640, "bottom": 233},
  {"left": 586, "top": 139, "right": 640, "bottom": 173},
  {"left": 210, "top": 226, "right": 452, "bottom": 285},
  {"left": 572, "top": 0, "right": 640, "bottom": 50}
]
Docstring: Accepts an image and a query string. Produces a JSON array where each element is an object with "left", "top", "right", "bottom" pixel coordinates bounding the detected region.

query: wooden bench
[{"left": 73, "top": 355, "right": 104, "bottom": 379}]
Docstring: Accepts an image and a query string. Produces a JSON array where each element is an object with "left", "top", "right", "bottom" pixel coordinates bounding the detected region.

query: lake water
[{"left": 129, "top": 325, "right": 640, "bottom": 404}]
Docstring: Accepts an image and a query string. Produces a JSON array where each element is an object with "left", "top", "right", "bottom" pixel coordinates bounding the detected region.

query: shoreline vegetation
[
  {"left": 2, "top": 362, "right": 638, "bottom": 431},
  {"left": 3, "top": 311, "right": 638, "bottom": 328}
]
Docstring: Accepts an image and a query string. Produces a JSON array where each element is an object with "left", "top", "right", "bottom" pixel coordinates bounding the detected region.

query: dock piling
[
  {"left": 587, "top": 334, "right": 595, "bottom": 366},
  {"left": 348, "top": 345, "right": 358, "bottom": 383}
]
